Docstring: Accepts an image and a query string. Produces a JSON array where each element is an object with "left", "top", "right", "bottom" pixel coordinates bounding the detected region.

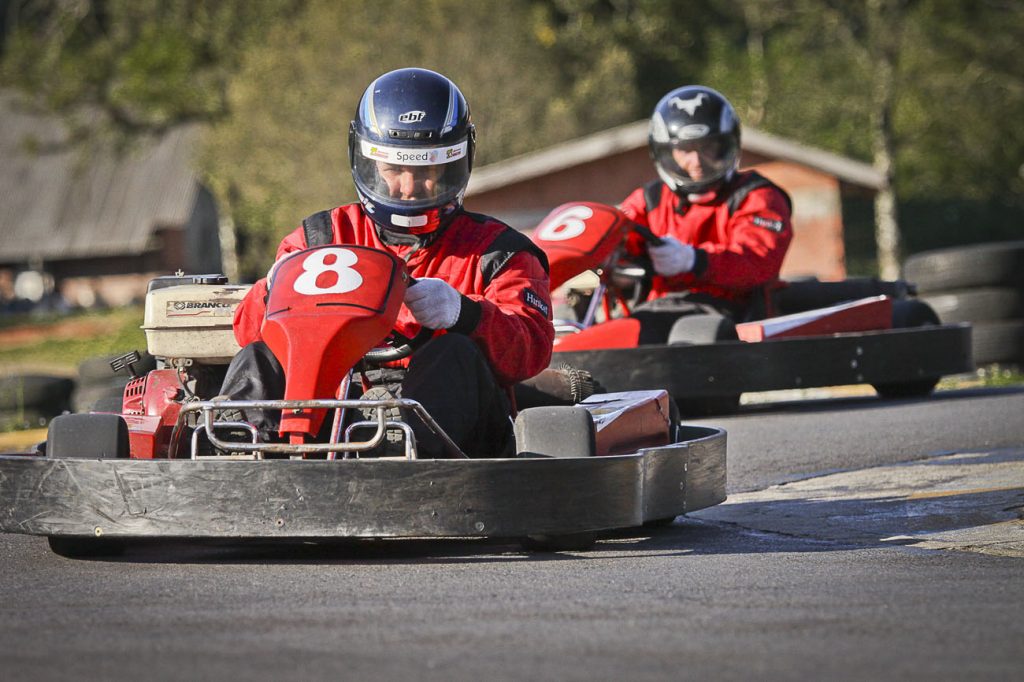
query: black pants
[
  {"left": 631, "top": 292, "right": 742, "bottom": 345},
  {"left": 219, "top": 334, "right": 513, "bottom": 458}
]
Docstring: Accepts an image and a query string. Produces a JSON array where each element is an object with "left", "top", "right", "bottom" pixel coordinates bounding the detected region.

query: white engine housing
[{"left": 143, "top": 283, "right": 252, "bottom": 364}]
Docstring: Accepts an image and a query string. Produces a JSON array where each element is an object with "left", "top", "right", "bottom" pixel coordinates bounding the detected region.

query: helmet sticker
[
  {"left": 359, "top": 140, "right": 467, "bottom": 166},
  {"left": 679, "top": 124, "right": 711, "bottom": 139},
  {"left": 398, "top": 110, "right": 426, "bottom": 123},
  {"left": 669, "top": 92, "right": 707, "bottom": 115}
]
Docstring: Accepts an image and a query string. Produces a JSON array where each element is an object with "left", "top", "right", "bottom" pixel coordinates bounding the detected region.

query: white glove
[
  {"left": 648, "top": 236, "right": 696, "bottom": 277},
  {"left": 404, "top": 277, "right": 462, "bottom": 330}
]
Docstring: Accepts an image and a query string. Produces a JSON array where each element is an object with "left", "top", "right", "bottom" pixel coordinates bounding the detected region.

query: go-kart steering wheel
[
  {"left": 609, "top": 223, "right": 665, "bottom": 310},
  {"left": 362, "top": 277, "right": 435, "bottom": 365},
  {"left": 363, "top": 326, "right": 434, "bottom": 364}
]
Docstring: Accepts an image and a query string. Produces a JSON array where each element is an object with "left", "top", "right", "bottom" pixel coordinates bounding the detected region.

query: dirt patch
[{"left": 0, "top": 318, "right": 119, "bottom": 350}]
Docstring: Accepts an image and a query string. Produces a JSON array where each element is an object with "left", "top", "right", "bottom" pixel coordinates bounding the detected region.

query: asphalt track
[{"left": 1, "top": 385, "right": 1022, "bottom": 681}]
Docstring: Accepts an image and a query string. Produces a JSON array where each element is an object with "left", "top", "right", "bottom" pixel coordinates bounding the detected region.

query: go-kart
[
  {"left": 0, "top": 245, "right": 726, "bottom": 557},
  {"left": 531, "top": 202, "right": 974, "bottom": 414}
]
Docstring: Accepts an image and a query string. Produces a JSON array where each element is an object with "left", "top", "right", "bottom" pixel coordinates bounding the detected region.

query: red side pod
[
  {"left": 261, "top": 245, "right": 408, "bottom": 437},
  {"left": 122, "top": 369, "right": 183, "bottom": 459},
  {"left": 531, "top": 202, "right": 632, "bottom": 289},
  {"left": 553, "top": 317, "right": 642, "bottom": 351}
]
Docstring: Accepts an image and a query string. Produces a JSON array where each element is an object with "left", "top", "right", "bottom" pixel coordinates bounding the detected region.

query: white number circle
[
  {"left": 536, "top": 205, "right": 593, "bottom": 241},
  {"left": 293, "top": 248, "right": 363, "bottom": 295}
]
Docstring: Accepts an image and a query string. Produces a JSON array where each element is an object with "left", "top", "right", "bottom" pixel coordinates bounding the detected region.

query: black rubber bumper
[{"left": 0, "top": 426, "right": 725, "bottom": 540}]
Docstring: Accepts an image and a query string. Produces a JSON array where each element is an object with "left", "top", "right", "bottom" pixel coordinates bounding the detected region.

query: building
[
  {"left": 0, "top": 92, "right": 222, "bottom": 310},
  {"left": 465, "top": 120, "right": 884, "bottom": 281}
]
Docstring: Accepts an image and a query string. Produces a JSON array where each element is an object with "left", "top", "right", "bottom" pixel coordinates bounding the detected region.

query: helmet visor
[
  {"left": 654, "top": 135, "right": 739, "bottom": 190},
  {"left": 352, "top": 137, "right": 471, "bottom": 210}
]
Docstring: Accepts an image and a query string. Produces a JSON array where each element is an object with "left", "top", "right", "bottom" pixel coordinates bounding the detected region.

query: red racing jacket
[
  {"left": 233, "top": 204, "right": 555, "bottom": 387},
  {"left": 619, "top": 170, "right": 793, "bottom": 306}
]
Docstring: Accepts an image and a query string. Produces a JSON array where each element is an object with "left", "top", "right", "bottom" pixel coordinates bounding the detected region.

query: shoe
[
  {"left": 356, "top": 386, "right": 405, "bottom": 456},
  {"left": 210, "top": 394, "right": 246, "bottom": 423}
]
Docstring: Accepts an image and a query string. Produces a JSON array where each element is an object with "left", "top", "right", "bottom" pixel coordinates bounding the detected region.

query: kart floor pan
[{"left": 0, "top": 426, "right": 724, "bottom": 540}]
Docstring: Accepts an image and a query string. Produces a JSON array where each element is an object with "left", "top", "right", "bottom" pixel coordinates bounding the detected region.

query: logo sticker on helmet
[
  {"left": 679, "top": 124, "right": 711, "bottom": 139},
  {"left": 360, "top": 140, "right": 466, "bottom": 166},
  {"left": 398, "top": 110, "right": 426, "bottom": 123},
  {"left": 670, "top": 93, "right": 708, "bottom": 115}
]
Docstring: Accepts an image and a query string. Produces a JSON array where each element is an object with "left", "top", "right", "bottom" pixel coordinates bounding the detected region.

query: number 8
[{"left": 293, "top": 248, "right": 363, "bottom": 295}]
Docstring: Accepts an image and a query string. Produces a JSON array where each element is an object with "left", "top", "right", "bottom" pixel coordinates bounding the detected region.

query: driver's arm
[
  {"left": 231, "top": 225, "right": 310, "bottom": 347},
  {"left": 462, "top": 251, "right": 555, "bottom": 387}
]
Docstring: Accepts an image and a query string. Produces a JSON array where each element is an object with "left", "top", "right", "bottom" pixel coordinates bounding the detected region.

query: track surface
[{"left": 1, "top": 386, "right": 1022, "bottom": 681}]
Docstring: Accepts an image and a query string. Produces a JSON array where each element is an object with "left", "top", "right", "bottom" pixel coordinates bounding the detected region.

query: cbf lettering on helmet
[
  {"left": 618, "top": 85, "right": 793, "bottom": 343},
  {"left": 349, "top": 68, "right": 476, "bottom": 234}
]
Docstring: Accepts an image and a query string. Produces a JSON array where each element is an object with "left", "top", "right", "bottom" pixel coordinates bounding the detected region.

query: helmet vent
[{"left": 389, "top": 129, "right": 435, "bottom": 140}]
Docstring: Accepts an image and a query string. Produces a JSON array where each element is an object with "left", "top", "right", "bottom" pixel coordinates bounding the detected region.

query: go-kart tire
[
  {"left": 520, "top": 531, "right": 598, "bottom": 552},
  {"left": 46, "top": 413, "right": 130, "bottom": 459},
  {"left": 0, "top": 407, "right": 50, "bottom": 431},
  {"left": 667, "top": 313, "right": 737, "bottom": 346},
  {"left": 872, "top": 299, "right": 941, "bottom": 399},
  {"left": 971, "top": 319, "right": 1024, "bottom": 365},
  {"left": 902, "top": 241, "right": 1024, "bottom": 293},
  {"left": 72, "top": 380, "right": 127, "bottom": 413},
  {"left": 0, "top": 374, "right": 74, "bottom": 413},
  {"left": 513, "top": 406, "right": 595, "bottom": 458},
  {"left": 48, "top": 536, "right": 126, "bottom": 559},
  {"left": 921, "top": 287, "right": 1024, "bottom": 325}
]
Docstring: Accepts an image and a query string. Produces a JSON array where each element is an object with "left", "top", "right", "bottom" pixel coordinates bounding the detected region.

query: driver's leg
[
  {"left": 218, "top": 340, "right": 286, "bottom": 437},
  {"left": 400, "top": 334, "right": 513, "bottom": 459}
]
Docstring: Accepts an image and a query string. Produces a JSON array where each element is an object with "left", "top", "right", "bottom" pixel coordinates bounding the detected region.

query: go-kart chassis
[{"left": 554, "top": 323, "right": 973, "bottom": 400}]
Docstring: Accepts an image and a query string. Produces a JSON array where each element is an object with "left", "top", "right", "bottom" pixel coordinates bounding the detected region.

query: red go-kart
[
  {"left": 0, "top": 244, "right": 726, "bottom": 557},
  {"left": 531, "top": 202, "right": 974, "bottom": 414}
]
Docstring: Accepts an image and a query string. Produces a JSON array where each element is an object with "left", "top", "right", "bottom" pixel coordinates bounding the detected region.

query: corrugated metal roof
[
  {"left": 0, "top": 91, "right": 201, "bottom": 263},
  {"left": 467, "top": 119, "right": 885, "bottom": 196}
]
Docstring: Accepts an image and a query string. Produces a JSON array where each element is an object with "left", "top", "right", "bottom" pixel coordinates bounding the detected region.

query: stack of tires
[
  {"left": 72, "top": 352, "right": 156, "bottom": 413},
  {"left": 0, "top": 374, "right": 74, "bottom": 430},
  {"left": 904, "top": 241, "right": 1024, "bottom": 368}
]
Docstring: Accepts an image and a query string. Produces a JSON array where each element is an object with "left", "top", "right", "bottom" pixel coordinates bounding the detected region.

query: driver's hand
[
  {"left": 649, "top": 236, "right": 696, "bottom": 277},
  {"left": 404, "top": 277, "right": 462, "bottom": 330}
]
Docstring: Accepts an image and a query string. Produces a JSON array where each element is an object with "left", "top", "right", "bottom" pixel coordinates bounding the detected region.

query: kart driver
[
  {"left": 618, "top": 85, "right": 793, "bottom": 344},
  {"left": 220, "top": 67, "right": 555, "bottom": 458}
]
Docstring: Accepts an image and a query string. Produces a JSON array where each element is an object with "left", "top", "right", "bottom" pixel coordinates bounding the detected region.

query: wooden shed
[{"left": 0, "top": 92, "right": 222, "bottom": 309}]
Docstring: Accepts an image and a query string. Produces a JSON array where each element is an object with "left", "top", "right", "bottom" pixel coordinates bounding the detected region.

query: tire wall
[{"left": 906, "top": 241, "right": 1024, "bottom": 366}]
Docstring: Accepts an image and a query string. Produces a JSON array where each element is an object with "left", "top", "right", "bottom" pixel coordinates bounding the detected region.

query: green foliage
[
  {"left": 2, "top": 0, "right": 1022, "bottom": 273},
  {"left": 0, "top": 306, "right": 146, "bottom": 372}
]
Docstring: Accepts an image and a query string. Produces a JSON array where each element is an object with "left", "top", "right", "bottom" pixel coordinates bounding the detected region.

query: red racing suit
[
  {"left": 619, "top": 170, "right": 793, "bottom": 309},
  {"left": 233, "top": 204, "right": 555, "bottom": 387}
]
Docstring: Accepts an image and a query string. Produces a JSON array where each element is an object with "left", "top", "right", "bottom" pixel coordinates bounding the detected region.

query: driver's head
[
  {"left": 648, "top": 85, "right": 741, "bottom": 197},
  {"left": 348, "top": 68, "right": 476, "bottom": 234}
]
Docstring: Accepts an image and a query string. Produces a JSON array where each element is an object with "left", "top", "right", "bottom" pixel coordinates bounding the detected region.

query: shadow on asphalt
[{"left": 39, "top": 515, "right": 854, "bottom": 566}]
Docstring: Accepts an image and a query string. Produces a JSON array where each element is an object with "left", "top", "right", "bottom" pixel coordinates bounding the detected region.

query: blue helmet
[{"left": 348, "top": 68, "right": 476, "bottom": 234}]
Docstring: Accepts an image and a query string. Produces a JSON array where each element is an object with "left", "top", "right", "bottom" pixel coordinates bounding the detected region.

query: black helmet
[
  {"left": 648, "top": 85, "right": 741, "bottom": 196},
  {"left": 348, "top": 68, "right": 476, "bottom": 234}
]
